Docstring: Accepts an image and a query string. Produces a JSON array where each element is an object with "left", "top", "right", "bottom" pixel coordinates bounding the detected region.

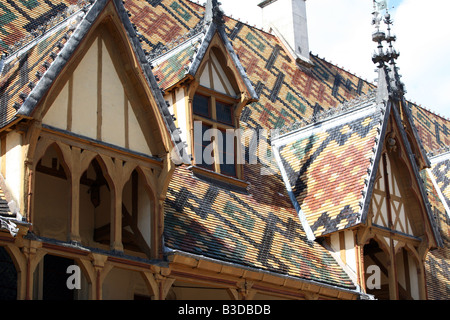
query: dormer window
[
  {"left": 151, "top": 30, "right": 258, "bottom": 186},
  {"left": 193, "top": 88, "right": 239, "bottom": 178}
]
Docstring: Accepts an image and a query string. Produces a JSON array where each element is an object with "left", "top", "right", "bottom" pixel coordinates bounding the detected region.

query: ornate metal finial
[
  {"left": 371, "top": 1, "right": 405, "bottom": 99},
  {"left": 383, "top": 9, "right": 405, "bottom": 96},
  {"left": 371, "top": 1, "right": 388, "bottom": 67}
]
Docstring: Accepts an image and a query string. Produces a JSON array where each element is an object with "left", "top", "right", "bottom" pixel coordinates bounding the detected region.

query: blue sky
[{"left": 219, "top": 0, "right": 450, "bottom": 119}]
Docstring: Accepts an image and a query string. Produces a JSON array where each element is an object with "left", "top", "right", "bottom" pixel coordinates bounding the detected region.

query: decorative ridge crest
[
  {"left": 147, "top": 21, "right": 207, "bottom": 62},
  {"left": 272, "top": 90, "right": 378, "bottom": 139}
]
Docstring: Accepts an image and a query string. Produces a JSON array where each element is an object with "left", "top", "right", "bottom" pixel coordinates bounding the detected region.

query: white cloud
[{"left": 219, "top": 0, "right": 450, "bottom": 118}]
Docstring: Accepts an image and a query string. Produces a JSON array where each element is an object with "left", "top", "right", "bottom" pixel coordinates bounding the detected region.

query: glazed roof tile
[
  {"left": 164, "top": 165, "right": 356, "bottom": 289},
  {"left": 151, "top": 32, "right": 201, "bottom": 90},
  {"left": 0, "top": 16, "right": 78, "bottom": 127},
  {"left": 1, "top": 0, "right": 449, "bottom": 293},
  {"left": 422, "top": 168, "right": 450, "bottom": 299},
  {"left": 273, "top": 93, "right": 384, "bottom": 237},
  {"left": 411, "top": 102, "right": 450, "bottom": 153},
  {"left": 430, "top": 153, "right": 450, "bottom": 212}
]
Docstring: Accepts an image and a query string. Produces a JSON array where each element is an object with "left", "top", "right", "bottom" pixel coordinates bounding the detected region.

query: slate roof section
[{"left": 273, "top": 92, "right": 386, "bottom": 237}]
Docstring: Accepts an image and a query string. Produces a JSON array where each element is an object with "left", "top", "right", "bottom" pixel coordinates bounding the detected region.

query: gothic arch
[{"left": 32, "top": 142, "right": 72, "bottom": 240}]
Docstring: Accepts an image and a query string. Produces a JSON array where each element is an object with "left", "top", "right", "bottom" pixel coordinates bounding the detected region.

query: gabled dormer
[
  {"left": 150, "top": 0, "right": 257, "bottom": 184},
  {"left": 272, "top": 6, "right": 443, "bottom": 300},
  {"left": 0, "top": 0, "right": 185, "bottom": 259}
]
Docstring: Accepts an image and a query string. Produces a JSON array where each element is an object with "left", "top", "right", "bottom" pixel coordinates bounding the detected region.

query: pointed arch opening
[
  {"left": 363, "top": 238, "right": 391, "bottom": 300},
  {"left": 394, "top": 246, "right": 422, "bottom": 300},
  {"left": 33, "top": 143, "right": 71, "bottom": 241},
  {"left": 121, "top": 167, "right": 155, "bottom": 258},
  {"left": 79, "top": 156, "right": 112, "bottom": 249},
  {"left": 0, "top": 246, "right": 17, "bottom": 300}
]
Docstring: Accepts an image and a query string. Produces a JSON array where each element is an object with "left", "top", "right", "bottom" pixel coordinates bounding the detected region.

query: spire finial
[
  {"left": 371, "top": 1, "right": 388, "bottom": 68},
  {"left": 371, "top": 0, "right": 405, "bottom": 99},
  {"left": 204, "top": 0, "right": 224, "bottom": 26}
]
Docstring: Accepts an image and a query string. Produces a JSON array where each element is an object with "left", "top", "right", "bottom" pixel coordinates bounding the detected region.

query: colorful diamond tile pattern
[
  {"left": 151, "top": 43, "right": 196, "bottom": 90},
  {"left": 0, "top": 5, "right": 79, "bottom": 127},
  {"left": 410, "top": 102, "right": 450, "bottom": 153},
  {"left": 431, "top": 158, "right": 450, "bottom": 210},
  {"left": 422, "top": 169, "right": 450, "bottom": 300},
  {"left": 0, "top": 0, "right": 75, "bottom": 53},
  {"left": 278, "top": 103, "right": 382, "bottom": 236},
  {"left": 164, "top": 165, "right": 356, "bottom": 288},
  {"left": 0, "top": 0, "right": 448, "bottom": 293}
]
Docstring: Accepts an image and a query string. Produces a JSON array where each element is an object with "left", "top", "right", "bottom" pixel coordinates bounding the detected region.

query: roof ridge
[
  {"left": 310, "top": 52, "right": 376, "bottom": 87},
  {"left": 147, "top": 20, "right": 206, "bottom": 62},
  {"left": 427, "top": 145, "right": 450, "bottom": 159},
  {"left": 410, "top": 102, "right": 450, "bottom": 123},
  {"left": 272, "top": 89, "right": 378, "bottom": 139}
]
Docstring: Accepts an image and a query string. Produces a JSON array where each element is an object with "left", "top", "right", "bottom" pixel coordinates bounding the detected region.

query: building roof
[
  {"left": 0, "top": 0, "right": 189, "bottom": 163},
  {"left": 164, "top": 165, "right": 357, "bottom": 289},
  {"left": 422, "top": 158, "right": 450, "bottom": 299},
  {"left": 272, "top": 91, "right": 384, "bottom": 237},
  {"left": 1, "top": 0, "right": 449, "bottom": 294}
]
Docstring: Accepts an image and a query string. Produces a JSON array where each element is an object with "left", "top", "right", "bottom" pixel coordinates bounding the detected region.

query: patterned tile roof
[
  {"left": 141, "top": 0, "right": 375, "bottom": 287},
  {"left": 164, "top": 165, "right": 356, "bottom": 289},
  {"left": 273, "top": 93, "right": 384, "bottom": 237},
  {"left": 0, "top": 18, "right": 77, "bottom": 127},
  {"left": 410, "top": 102, "right": 450, "bottom": 153},
  {"left": 1, "top": 0, "right": 449, "bottom": 293},
  {"left": 151, "top": 33, "right": 200, "bottom": 90},
  {"left": 430, "top": 153, "right": 450, "bottom": 212},
  {"left": 0, "top": 186, "right": 20, "bottom": 236},
  {"left": 422, "top": 168, "right": 450, "bottom": 299}
]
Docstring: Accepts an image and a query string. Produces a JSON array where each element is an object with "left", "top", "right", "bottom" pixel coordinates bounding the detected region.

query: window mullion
[{"left": 212, "top": 123, "right": 221, "bottom": 173}]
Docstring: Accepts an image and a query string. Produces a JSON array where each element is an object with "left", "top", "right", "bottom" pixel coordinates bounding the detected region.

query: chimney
[{"left": 258, "top": 0, "right": 312, "bottom": 66}]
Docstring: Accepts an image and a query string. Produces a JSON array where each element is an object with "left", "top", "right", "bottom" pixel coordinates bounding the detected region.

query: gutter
[{"left": 164, "top": 247, "right": 373, "bottom": 300}]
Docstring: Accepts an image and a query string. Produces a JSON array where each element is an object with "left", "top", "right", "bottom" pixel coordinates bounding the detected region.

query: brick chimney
[{"left": 258, "top": 0, "right": 311, "bottom": 66}]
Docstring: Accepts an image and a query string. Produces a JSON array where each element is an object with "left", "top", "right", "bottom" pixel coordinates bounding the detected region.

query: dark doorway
[{"left": 0, "top": 247, "right": 17, "bottom": 300}]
